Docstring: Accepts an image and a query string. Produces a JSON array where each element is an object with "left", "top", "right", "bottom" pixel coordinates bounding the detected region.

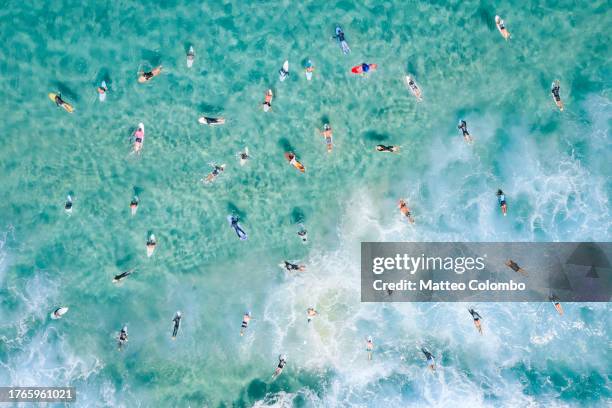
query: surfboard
[
  {"left": 285, "top": 153, "right": 305, "bottom": 173},
  {"left": 48, "top": 93, "right": 74, "bottom": 113},
  {"left": 187, "top": 46, "right": 195, "bottom": 68},
  {"left": 50, "top": 307, "right": 69, "bottom": 319},
  {"left": 98, "top": 81, "right": 107, "bottom": 102},
  {"left": 404, "top": 75, "right": 423, "bottom": 101},
  {"left": 279, "top": 60, "right": 289, "bottom": 81},
  {"left": 146, "top": 234, "right": 156, "bottom": 257},
  {"left": 351, "top": 64, "right": 377, "bottom": 74}
]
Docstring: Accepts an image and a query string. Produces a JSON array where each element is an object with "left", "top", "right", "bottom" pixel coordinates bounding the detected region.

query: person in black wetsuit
[
  {"left": 272, "top": 355, "right": 287, "bottom": 378},
  {"left": 283, "top": 261, "right": 305, "bottom": 272},
  {"left": 468, "top": 308, "right": 483, "bottom": 334},
  {"left": 458, "top": 120, "right": 473, "bottom": 143},
  {"left": 172, "top": 311, "right": 181, "bottom": 339},
  {"left": 376, "top": 145, "right": 399, "bottom": 153}
]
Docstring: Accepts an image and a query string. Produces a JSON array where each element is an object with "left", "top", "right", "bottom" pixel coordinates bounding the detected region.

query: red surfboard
[{"left": 351, "top": 63, "right": 377, "bottom": 74}]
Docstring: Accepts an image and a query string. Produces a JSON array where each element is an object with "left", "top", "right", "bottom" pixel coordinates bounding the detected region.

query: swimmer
[
  {"left": 97, "top": 81, "right": 108, "bottom": 102},
  {"left": 366, "top": 336, "right": 374, "bottom": 360},
  {"left": 198, "top": 116, "right": 226, "bottom": 126},
  {"left": 297, "top": 224, "right": 308, "bottom": 244},
  {"left": 203, "top": 163, "right": 225, "bottom": 184},
  {"left": 187, "top": 46, "right": 195, "bottom": 68},
  {"left": 228, "top": 215, "right": 248, "bottom": 240},
  {"left": 319, "top": 123, "right": 333, "bottom": 152},
  {"left": 237, "top": 147, "right": 250, "bottom": 166},
  {"left": 284, "top": 152, "right": 305, "bottom": 173},
  {"left": 282, "top": 260, "right": 306, "bottom": 272},
  {"left": 497, "top": 189, "right": 507, "bottom": 216},
  {"left": 132, "top": 123, "right": 145, "bottom": 154},
  {"left": 505, "top": 259, "right": 528, "bottom": 276},
  {"left": 306, "top": 308, "right": 318, "bottom": 323},
  {"left": 495, "top": 15, "right": 511, "bottom": 40},
  {"left": 262, "top": 89, "right": 273, "bottom": 112},
  {"left": 130, "top": 196, "right": 139, "bottom": 216},
  {"left": 398, "top": 199, "right": 415, "bottom": 223},
  {"left": 468, "top": 308, "right": 483, "bottom": 334},
  {"left": 376, "top": 145, "right": 400, "bottom": 153},
  {"left": 458, "top": 120, "right": 473, "bottom": 143},
  {"left": 138, "top": 65, "right": 162, "bottom": 83},
  {"left": 422, "top": 348, "right": 436, "bottom": 371},
  {"left": 305, "top": 60, "right": 315, "bottom": 81},
  {"left": 112, "top": 268, "right": 135, "bottom": 283},
  {"left": 50, "top": 306, "right": 69, "bottom": 320},
  {"left": 117, "top": 325, "right": 128, "bottom": 350},
  {"left": 240, "top": 311, "right": 251, "bottom": 336},
  {"left": 549, "top": 294, "right": 564, "bottom": 316},
  {"left": 272, "top": 354, "right": 287, "bottom": 379},
  {"left": 405, "top": 75, "right": 423, "bottom": 101},
  {"left": 172, "top": 311, "right": 182, "bottom": 339},
  {"left": 64, "top": 195, "right": 73, "bottom": 214},
  {"left": 146, "top": 234, "right": 157, "bottom": 257},
  {"left": 551, "top": 80, "right": 564, "bottom": 111}
]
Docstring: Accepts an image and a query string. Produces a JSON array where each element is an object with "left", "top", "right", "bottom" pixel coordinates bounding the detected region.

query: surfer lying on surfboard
[
  {"left": 281, "top": 260, "right": 305, "bottom": 272},
  {"left": 130, "top": 196, "right": 139, "bottom": 216},
  {"left": 228, "top": 215, "right": 248, "bottom": 240},
  {"left": 51, "top": 93, "right": 74, "bottom": 112},
  {"left": 133, "top": 123, "right": 145, "bottom": 154},
  {"left": 495, "top": 15, "right": 510, "bottom": 40},
  {"left": 422, "top": 348, "right": 436, "bottom": 371},
  {"left": 351, "top": 63, "right": 377, "bottom": 75},
  {"left": 146, "top": 234, "right": 157, "bottom": 257},
  {"left": 237, "top": 148, "right": 250, "bottom": 166},
  {"left": 319, "top": 124, "right": 333, "bottom": 152},
  {"left": 64, "top": 195, "right": 73, "bottom": 214},
  {"left": 333, "top": 26, "right": 351, "bottom": 54},
  {"left": 549, "top": 294, "right": 564, "bottom": 316},
  {"left": 113, "top": 268, "right": 135, "bottom": 283},
  {"left": 272, "top": 355, "right": 287, "bottom": 379},
  {"left": 172, "top": 311, "right": 182, "bottom": 339},
  {"left": 458, "top": 120, "right": 473, "bottom": 144},
  {"left": 187, "top": 46, "right": 195, "bottom": 68},
  {"left": 240, "top": 311, "right": 251, "bottom": 336},
  {"left": 405, "top": 75, "right": 423, "bottom": 101},
  {"left": 262, "top": 89, "right": 273, "bottom": 112},
  {"left": 97, "top": 81, "right": 108, "bottom": 101},
  {"left": 551, "top": 80, "right": 564, "bottom": 111},
  {"left": 198, "top": 116, "right": 225, "bottom": 126},
  {"left": 497, "top": 189, "right": 507, "bottom": 216},
  {"left": 376, "top": 145, "right": 400, "bottom": 153},
  {"left": 285, "top": 152, "right": 305, "bottom": 173},
  {"left": 398, "top": 199, "right": 415, "bottom": 223},
  {"left": 203, "top": 163, "right": 225, "bottom": 184},
  {"left": 306, "top": 308, "right": 318, "bottom": 323},
  {"left": 468, "top": 308, "right": 483, "bottom": 334},
  {"left": 117, "top": 325, "right": 128, "bottom": 350},
  {"left": 366, "top": 337, "right": 374, "bottom": 360},
  {"left": 138, "top": 65, "right": 162, "bottom": 83},
  {"left": 505, "top": 259, "right": 528, "bottom": 276}
]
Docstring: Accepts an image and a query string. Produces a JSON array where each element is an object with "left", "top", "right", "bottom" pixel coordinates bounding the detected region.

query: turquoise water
[{"left": 0, "top": 0, "right": 610, "bottom": 406}]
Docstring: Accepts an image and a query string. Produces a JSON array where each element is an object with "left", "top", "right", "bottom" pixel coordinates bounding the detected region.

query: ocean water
[{"left": 0, "top": 0, "right": 610, "bottom": 406}]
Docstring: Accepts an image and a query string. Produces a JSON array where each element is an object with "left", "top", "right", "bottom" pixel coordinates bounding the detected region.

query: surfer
[
  {"left": 505, "top": 259, "right": 527, "bottom": 276},
  {"left": 172, "top": 311, "right": 182, "bottom": 339},
  {"left": 187, "top": 46, "right": 195, "bottom": 68},
  {"left": 133, "top": 123, "right": 145, "bottom": 154},
  {"left": 97, "top": 82, "right": 108, "bottom": 100},
  {"left": 113, "top": 268, "right": 135, "bottom": 283},
  {"left": 146, "top": 234, "right": 157, "bottom": 257},
  {"left": 305, "top": 60, "right": 315, "bottom": 80},
  {"left": 319, "top": 124, "right": 333, "bottom": 152},
  {"left": 333, "top": 26, "right": 350, "bottom": 54},
  {"left": 306, "top": 308, "right": 318, "bottom": 323},
  {"left": 238, "top": 148, "right": 250, "bottom": 166},
  {"left": 117, "top": 325, "right": 128, "bottom": 350},
  {"left": 422, "top": 348, "right": 436, "bottom": 371},
  {"left": 549, "top": 294, "right": 564, "bottom": 316},
  {"left": 376, "top": 145, "right": 400, "bottom": 153},
  {"left": 54, "top": 93, "right": 67, "bottom": 108},
  {"left": 262, "top": 89, "right": 273, "bottom": 112},
  {"left": 130, "top": 196, "right": 139, "bottom": 216},
  {"left": 297, "top": 225, "right": 308, "bottom": 243},
  {"left": 283, "top": 261, "right": 305, "bottom": 272},
  {"left": 51, "top": 307, "right": 69, "bottom": 319},
  {"left": 497, "top": 189, "right": 507, "bottom": 216},
  {"left": 64, "top": 195, "right": 73, "bottom": 213},
  {"left": 366, "top": 336, "right": 374, "bottom": 360},
  {"left": 203, "top": 164, "right": 225, "bottom": 184},
  {"left": 468, "top": 308, "right": 483, "bottom": 334},
  {"left": 198, "top": 116, "right": 226, "bottom": 126},
  {"left": 229, "top": 215, "right": 248, "bottom": 240},
  {"left": 405, "top": 75, "right": 423, "bottom": 101},
  {"left": 285, "top": 152, "right": 305, "bottom": 173},
  {"left": 352, "top": 63, "right": 376, "bottom": 75},
  {"left": 551, "top": 80, "right": 564, "bottom": 111},
  {"left": 279, "top": 60, "right": 289, "bottom": 81},
  {"left": 240, "top": 312, "right": 251, "bottom": 336},
  {"left": 495, "top": 15, "right": 510, "bottom": 40},
  {"left": 458, "top": 120, "right": 473, "bottom": 143},
  {"left": 138, "top": 65, "right": 162, "bottom": 83},
  {"left": 272, "top": 355, "right": 287, "bottom": 379},
  {"left": 398, "top": 199, "right": 415, "bottom": 223}
]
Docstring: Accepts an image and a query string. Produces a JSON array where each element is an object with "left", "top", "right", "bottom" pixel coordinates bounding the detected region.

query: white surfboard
[
  {"left": 50, "top": 307, "right": 69, "bottom": 319},
  {"left": 404, "top": 75, "right": 423, "bottom": 101},
  {"left": 187, "top": 46, "right": 195, "bottom": 68},
  {"left": 279, "top": 60, "right": 289, "bottom": 81},
  {"left": 99, "top": 81, "right": 107, "bottom": 102},
  {"left": 146, "top": 234, "right": 156, "bottom": 257}
]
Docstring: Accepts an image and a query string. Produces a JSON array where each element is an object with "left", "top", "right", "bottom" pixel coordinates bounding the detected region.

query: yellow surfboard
[{"left": 48, "top": 93, "right": 74, "bottom": 113}]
